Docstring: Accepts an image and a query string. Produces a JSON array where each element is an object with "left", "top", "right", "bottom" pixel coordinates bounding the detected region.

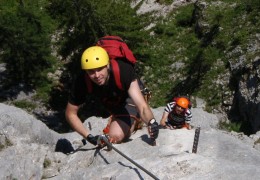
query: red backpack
[
  {"left": 85, "top": 35, "right": 137, "bottom": 93},
  {"left": 96, "top": 36, "right": 136, "bottom": 64}
]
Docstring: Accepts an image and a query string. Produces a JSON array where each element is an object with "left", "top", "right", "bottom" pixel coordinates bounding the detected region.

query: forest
[{"left": 0, "top": 0, "right": 259, "bottom": 133}]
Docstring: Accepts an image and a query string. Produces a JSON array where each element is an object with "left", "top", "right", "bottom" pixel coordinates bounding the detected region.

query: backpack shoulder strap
[
  {"left": 85, "top": 73, "right": 93, "bottom": 93},
  {"left": 110, "top": 59, "right": 123, "bottom": 90}
]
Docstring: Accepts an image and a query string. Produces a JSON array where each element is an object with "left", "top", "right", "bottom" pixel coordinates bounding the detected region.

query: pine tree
[
  {"left": 0, "top": 0, "right": 55, "bottom": 88},
  {"left": 46, "top": 0, "right": 151, "bottom": 76}
]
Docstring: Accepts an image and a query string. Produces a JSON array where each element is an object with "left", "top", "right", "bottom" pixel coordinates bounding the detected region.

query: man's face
[
  {"left": 174, "top": 105, "right": 185, "bottom": 114},
  {"left": 86, "top": 65, "right": 109, "bottom": 86}
]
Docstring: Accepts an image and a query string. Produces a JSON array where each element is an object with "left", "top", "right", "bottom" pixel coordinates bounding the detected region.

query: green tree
[
  {"left": 0, "top": 0, "right": 55, "bottom": 89},
  {"left": 46, "top": 0, "right": 151, "bottom": 76}
]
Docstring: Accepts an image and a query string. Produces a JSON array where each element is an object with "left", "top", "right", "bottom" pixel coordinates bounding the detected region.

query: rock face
[
  {"left": 132, "top": 0, "right": 260, "bottom": 133},
  {"left": 1, "top": 103, "right": 260, "bottom": 180},
  {"left": 229, "top": 56, "right": 260, "bottom": 134},
  {"left": 191, "top": 0, "right": 260, "bottom": 133}
]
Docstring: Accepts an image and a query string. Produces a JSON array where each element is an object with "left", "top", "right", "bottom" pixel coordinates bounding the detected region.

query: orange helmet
[{"left": 176, "top": 97, "right": 189, "bottom": 109}]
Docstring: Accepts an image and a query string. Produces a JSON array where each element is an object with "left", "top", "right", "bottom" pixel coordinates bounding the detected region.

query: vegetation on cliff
[{"left": 0, "top": 0, "right": 259, "bottom": 133}]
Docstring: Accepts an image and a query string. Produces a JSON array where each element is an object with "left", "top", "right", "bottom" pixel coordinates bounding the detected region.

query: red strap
[
  {"left": 85, "top": 73, "right": 93, "bottom": 93},
  {"left": 110, "top": 59, "right": 123, "bottom": 90}
]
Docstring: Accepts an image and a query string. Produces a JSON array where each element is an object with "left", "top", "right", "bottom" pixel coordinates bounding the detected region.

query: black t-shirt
[{"left": 68, "top": 60, "right": 137, "bottom": 114}]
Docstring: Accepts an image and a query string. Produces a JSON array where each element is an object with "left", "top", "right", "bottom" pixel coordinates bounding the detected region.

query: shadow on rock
[
  {"left": 55, "top": 138, "right": 75, "bottom": 154},
  {"left": 140, "top": 134, "right": 154, "bottom": 145},
  {"left": 55, "top": 138, "right": 105, "bottom": 155},
  {"left": 118, "top": 161, "right": 144, "bottom": 180}
]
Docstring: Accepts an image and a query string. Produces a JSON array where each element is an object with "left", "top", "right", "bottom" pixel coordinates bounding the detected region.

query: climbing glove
[
  {"left": 148, "top": 119, "right": 159, "bottom": 139},
  {"left": 86, "top": 134, "right": 99, "bottom": 146}
]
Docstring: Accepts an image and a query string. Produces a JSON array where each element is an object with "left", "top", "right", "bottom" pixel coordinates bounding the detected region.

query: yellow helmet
[{"left": 81, "top": 46, "right": 109, "bottom": 70}]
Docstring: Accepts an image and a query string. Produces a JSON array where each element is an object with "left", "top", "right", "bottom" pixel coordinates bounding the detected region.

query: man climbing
[
  {"left": 160, "top": 97, "right": 192, "bottom": 130},
  {"left": 65, "top": 46, "right": 159, "bottom": 146}
]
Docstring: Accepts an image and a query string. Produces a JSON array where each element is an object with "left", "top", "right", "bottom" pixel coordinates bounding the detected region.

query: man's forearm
[
  {"left": 65, "top": 103, "right": 90, "bottom": 138},
  {"left": 140, "top": 106, "right": 155, "bottom": 124},
  {"left": 66, "top": 114, "right": 89, "bottom": 138}
]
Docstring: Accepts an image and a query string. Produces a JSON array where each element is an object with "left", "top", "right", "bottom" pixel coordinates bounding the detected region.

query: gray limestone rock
[{"left": 1, "top": 103, "right": 260, "bottom": 180}]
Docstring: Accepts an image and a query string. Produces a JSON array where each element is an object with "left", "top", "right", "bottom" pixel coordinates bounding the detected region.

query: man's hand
[
  {"left": 86, "top": 134, "right": 99, "bottom": 146},
  {"left": 148, "top": 119, "right": 159, "bottom": 139}
]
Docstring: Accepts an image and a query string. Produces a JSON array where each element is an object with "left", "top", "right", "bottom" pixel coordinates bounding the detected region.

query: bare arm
[
  {"left": 128, "top": 79, "right": 154, "bottom": 124},
  {"left": 65, "top": 102, "right": 90, "bottom": 138},
  {"left": 160, "top": 111, "right": 169, "bottom": 127}
]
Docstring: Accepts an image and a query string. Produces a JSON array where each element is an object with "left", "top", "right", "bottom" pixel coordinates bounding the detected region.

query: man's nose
[{"left": 94, "top": 70, "right": 100, "bottom": 77}]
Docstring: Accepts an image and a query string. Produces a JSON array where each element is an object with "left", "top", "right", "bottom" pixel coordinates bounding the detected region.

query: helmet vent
[
  {"left": 96, "top": 58, "right": 99, "bottom": 61},
  {"left": 85, "top": 59, "right": 88, "bottom": 62}
]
